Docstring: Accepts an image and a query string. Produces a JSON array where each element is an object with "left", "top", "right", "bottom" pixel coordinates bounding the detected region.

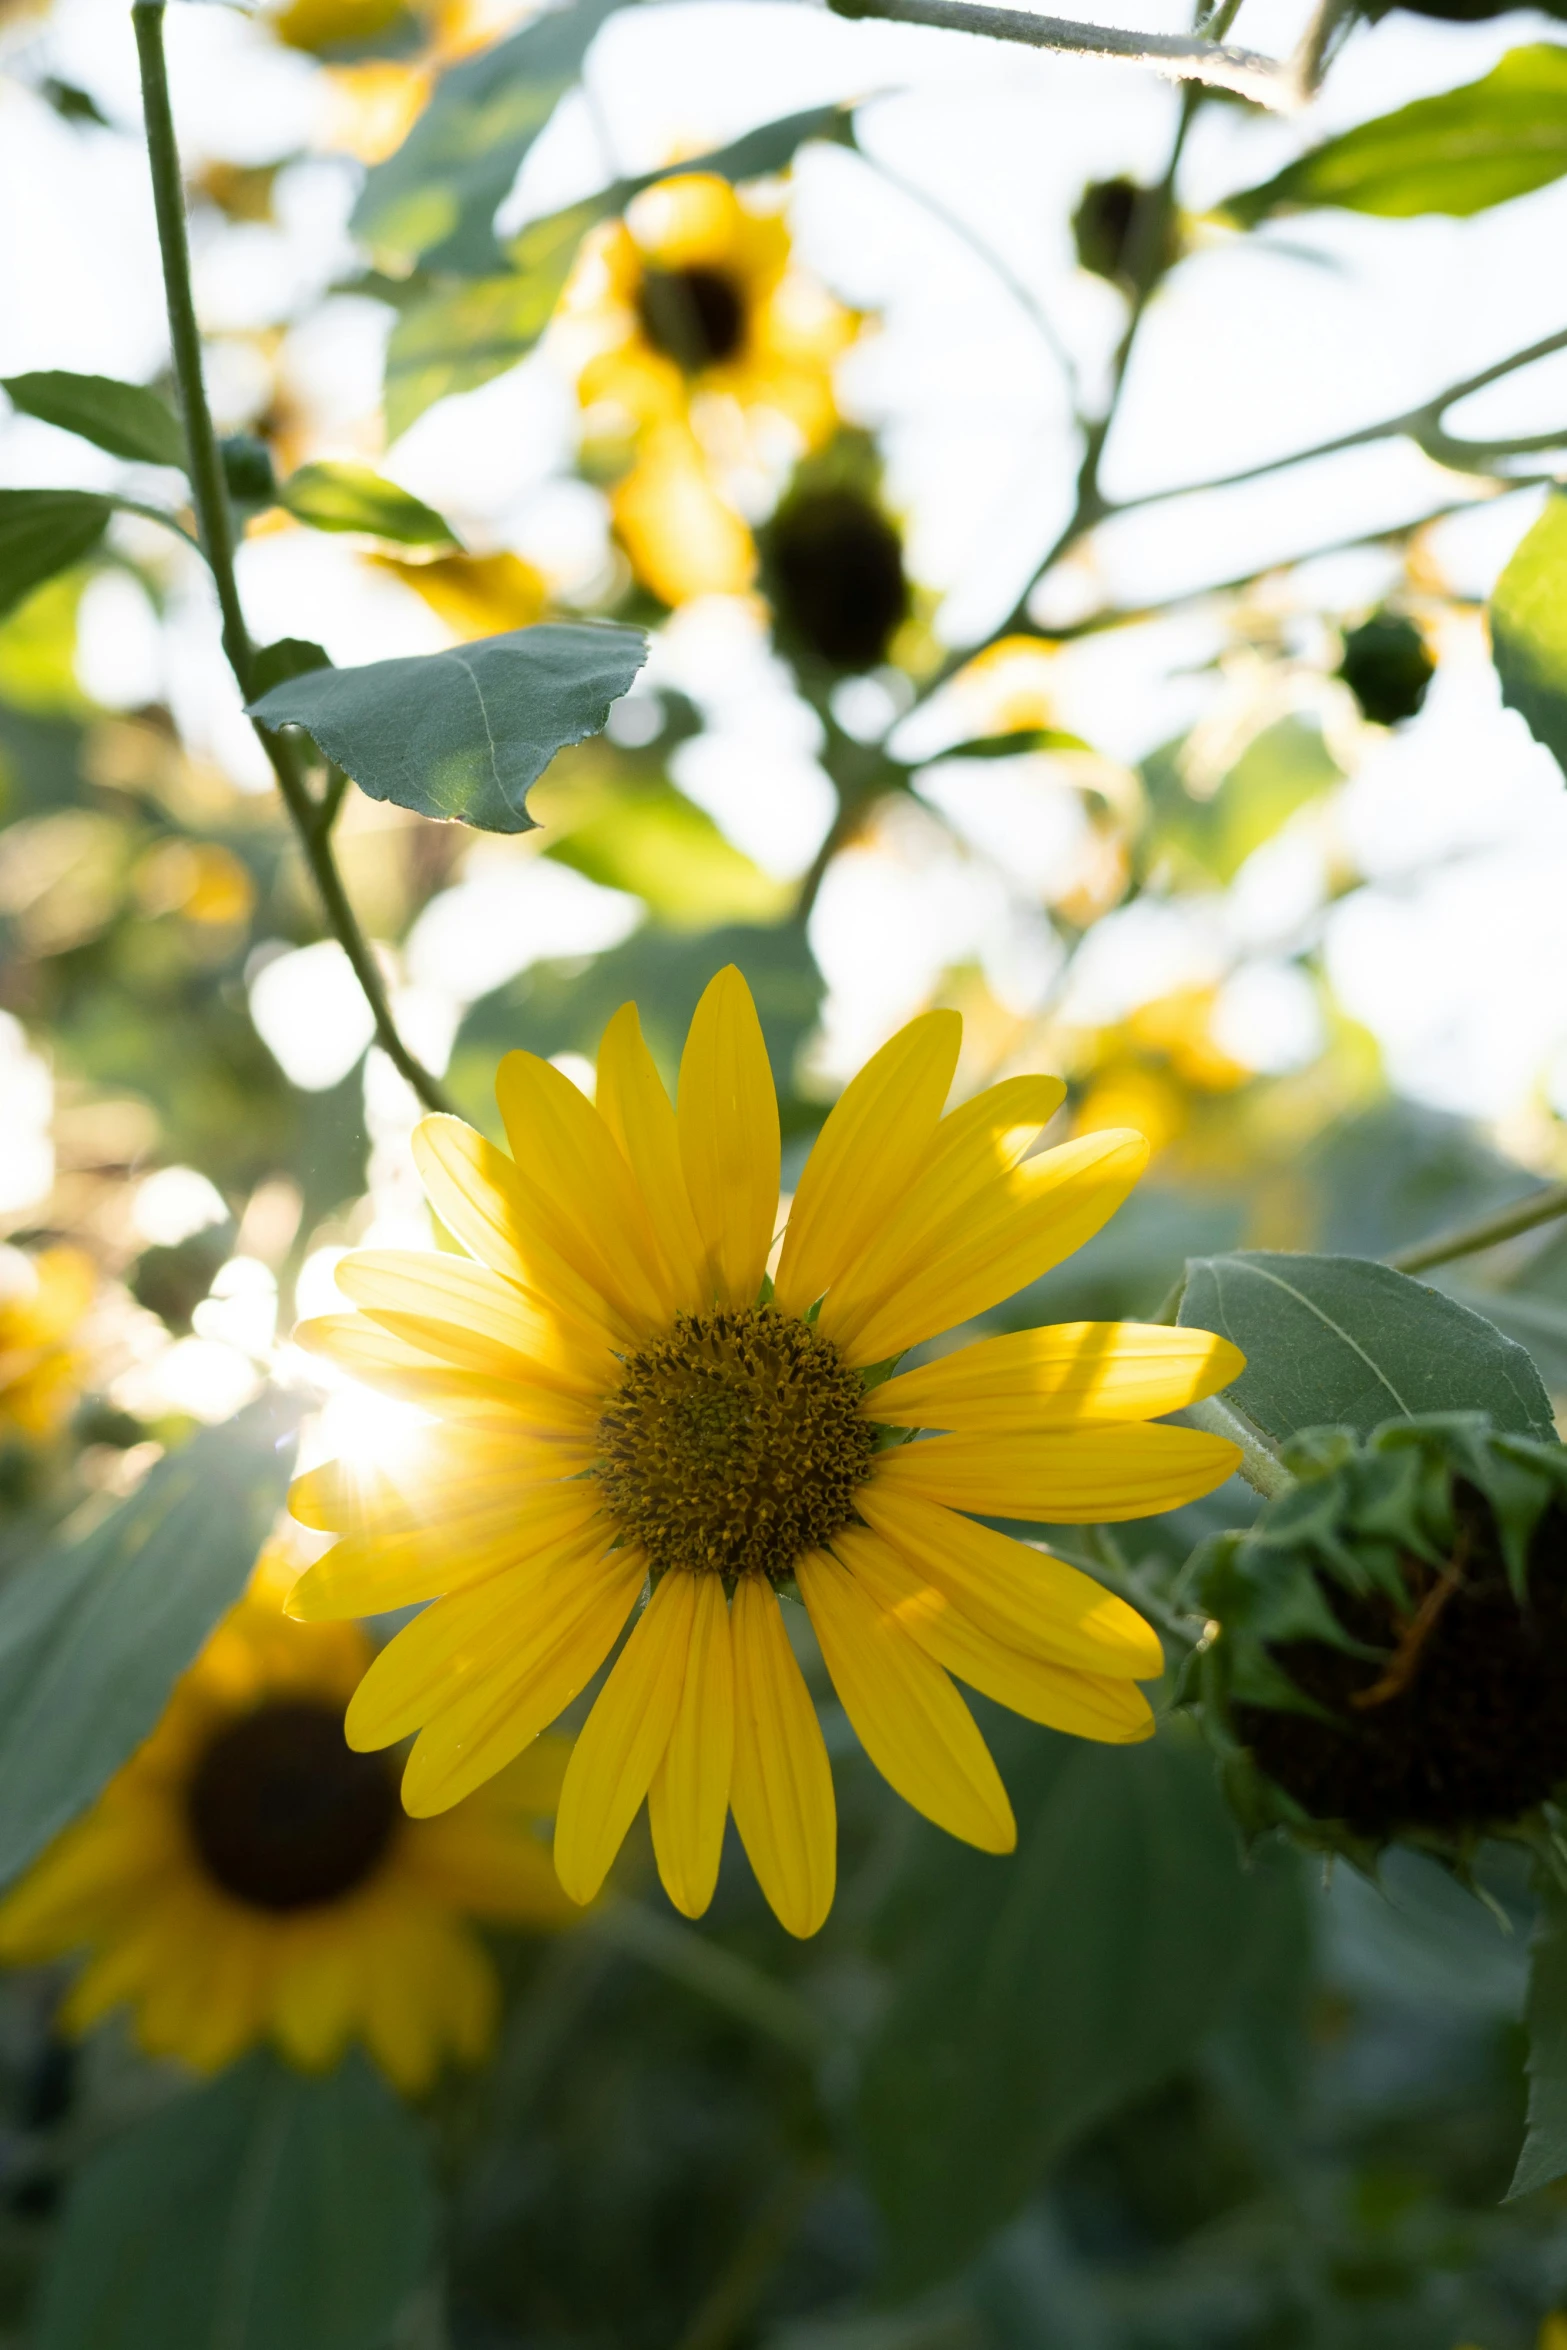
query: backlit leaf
[
  {"left": 1491, "top": 490, "right": 1567, "bottom": 778},
  {"left": 0, "top": 489, "right": 111, "bottom": 622},
  {"left": 2, "top": 370, "right": 187, "bottom": 469},
  {"left": 278, "top": 461, "right": 458, "bottom": 547},
  {"left": 383, "top": 202, "right": 602, "bottom": 434}
]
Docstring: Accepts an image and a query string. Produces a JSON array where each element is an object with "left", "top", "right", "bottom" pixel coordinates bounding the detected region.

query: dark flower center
[
  {"left": 636, "top": 266, "right": 747, "bottom": 372},
  {"left": 768, "top": 488, "right": 910, "bottom": 672},
  {"left": 187, "top": 1700, "right": 401, "bottom": 1912},
  {"left": 595, "top": 1306, "right": 877, "bottom": 1581},
  {"left": 1233, "top": 1487, "right": 1567, "bottom": 1837}
]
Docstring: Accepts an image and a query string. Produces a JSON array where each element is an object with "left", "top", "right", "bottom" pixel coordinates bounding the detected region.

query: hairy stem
[
  {"left": 131, "top": 0, "right": 451, "bottom": 1116},
  {"left": 827, "top": 0, "right": 1293, "bottom": 106},
  {"left": 1389, "top": 1183, "right": 1567, "bottom": 1276},
  {"left": 1184, "top": 1393, "right": 1294, "bottom": 1500}
]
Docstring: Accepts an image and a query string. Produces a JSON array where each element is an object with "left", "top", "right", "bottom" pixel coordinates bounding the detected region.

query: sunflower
[
  {"left": 0, "top": 1244, "right": 95, "bottom": 1442},
  {"left": 286, "top": 971, "right": 1242, "bottom": 1938},
  {"left": 0, "top": 1550, "right": 575, "bottom": 2089}
]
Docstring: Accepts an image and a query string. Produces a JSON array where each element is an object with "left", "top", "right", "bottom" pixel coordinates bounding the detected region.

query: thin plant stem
[
  {"left": 1389, "top": 1183, "right": 1567, "bottom": 1277},
  {"left": 827, "top": 0, "right": 1294, "bottom": 107},
  {"left": 131, "top": 0, "right": 452, "bottom": 1116},
  {"left": 1184, "top": 1393, "right": 1294, "bottom": 1499}
]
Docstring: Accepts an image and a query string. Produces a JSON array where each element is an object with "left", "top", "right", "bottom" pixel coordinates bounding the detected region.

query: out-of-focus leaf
[
  {"left": 1491, "top": 490, "right": 1567, "bottom": 779},
  {"left": 535, "top": 762, "right": 790, "bottom": 926},
  {"left": 0, "top": 1392, "right": 300, "bottom": 1888},
  {"left": 352, "top": 0, "right": 626, "bottom": 273},
  {"left": 938, "top": 727, "right": 1092, "bottom": 760},
  {"left": 1304, "top": 1100, "right": 1536, "bottom": 1259},
  {"left": 34, "top": 2051, "right": 436, "bottom": 2350},
  {"left": 2, "top": 370, "right": 187, "bottom": 469},
  {"left": 1219, "top": 46, "right": 1567, "bottom": 223},
  {"left": 858, "top": 1720, "right": 1302, "bottom": 2292},
  {"left": 0, "top": 490, "right": 111, "bottom": 623},
  {"left": 1510, "top": 1888, "right": 1567, "bottom": 2197},
  {"left": 1143, "top": 717, "right": 1341, "bottom": 886},
  {"left": 247, "top": 621, "right": 646, "bottom": 831},
  {"left": 251, "top": 636, "right": 332, "bottom": 697},
  {"left": 383, "top": 201, "right": 601, "bottom": 434},
  {"left": 277, "top": 460, "right": 458, "bottom": 547},
  {"left": 1441, "top": 1281, "right": 1567, "bottom": 1393},
  {"left": 1177, "top": 1251, "right": 1555, "bottom": 1442}
]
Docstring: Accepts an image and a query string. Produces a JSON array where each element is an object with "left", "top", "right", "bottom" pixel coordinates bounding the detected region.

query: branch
[
  {"left": 1388, "top": 1183, "right": 1567, "bottom": 1277},
  {"left": 828, "top": 0, "right": 1296, "bottom": 107},
  {"left": 131, "top": 0, "right": 452, "bottom": 1118}
]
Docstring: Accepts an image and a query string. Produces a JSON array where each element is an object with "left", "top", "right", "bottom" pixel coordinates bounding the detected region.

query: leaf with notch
[
  {"left": 0, "top": 1391, "right": 300, "bottom": 1889},
  {"left": 1177, "top": 1251, "right": 1555, "bottom": 1443},
  {"left": 3, "top": 370, "right": 187, "bottom": 469},
  {"left": 1491, "top": 489, "right": 1567, "bottom": 780},
  {"left": 0, "top": 489, "right": 112, "bottom": 621},
  {"left": 1218, "top": 45, "right": 1567, "bottom": 224},
  {"left": 278, "top": 461, "right": 458, "bottom": 547},
  {"left": 246, "top": 620, "right": 647, "bottom": 831},
  {"left": 34, "top": 2051, "right": 435, "bottom": 2350}
]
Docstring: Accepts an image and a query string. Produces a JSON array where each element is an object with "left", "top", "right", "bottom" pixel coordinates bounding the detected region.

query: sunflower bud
[
  {"left": 1337, "top": 610, "right": 1435, "bottom": 726},
  {"left": 762, "top": 483, "right": 909, "bottom": 673},
  {"left": 1184, "top": 1414, "right": 1567, "bottom": 1866}
]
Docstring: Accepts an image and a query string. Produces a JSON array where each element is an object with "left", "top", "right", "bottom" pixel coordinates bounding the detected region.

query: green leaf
[
  {"left": 277, "top": 460, "right": 458, "bottom": 547},
  {"left": 246, "top": 620, "right": 647, "bottom": 831},
  {"left": 0, "top": 489, "right": 111, "bottom": 622},
  {"left": 938, "top": 726, "right": 1093, "bottom": 760},
  {"left": 33, "top": 2051, "right": 436, "bottom": 2350},
  {"left": 1511, "top": 1887, "right": 1567, "bottom": 2197},
  {"left": 251, "top": 636, "right": 332, "bottom": 698},
  {"left": 858, "top": 1721, "right": 1303, "bottom": 2292},
  {"left": 1177, "top": 1251, "right": 1556, "bottom": 1444},
  {"left": 352, "top": 0, "right": 627, "bottom": 273},
  {"left": 1219, "top": 46, "right": 1567, "bottom": 224},
  {"left": 1491, "top": 490, "right": 1567, "bottom": 778},
  {"left": 0, "top": 1392, "right": 300, "bottom": 1888},
  {"left": 2, "top": 370, "right": 187, "bottom": 469}
]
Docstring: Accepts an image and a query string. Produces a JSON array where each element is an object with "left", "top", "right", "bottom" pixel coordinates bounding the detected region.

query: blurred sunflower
[
  {"left": 288, "top": 969, "right": 1242, "bottom": 1940},
  {"left": 0, "top": 1551, "right": 574, "bottom": 2090},
  {"left": 0, "top": 1245, "right": 96, "bottom": 1442}
]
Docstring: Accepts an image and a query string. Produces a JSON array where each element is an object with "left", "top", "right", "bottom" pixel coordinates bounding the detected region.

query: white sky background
[{"left": 2, "top": 0, "right": 1567, "bottom": 1127}]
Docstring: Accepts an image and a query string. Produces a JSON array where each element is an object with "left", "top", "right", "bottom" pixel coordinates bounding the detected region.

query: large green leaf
[
  {"left": 247, "top": 620, "right": 646, "bottom": 831},
  {"left": 2, "top": 370, "right": 186, "bottom": 469},
  {"left": 33, "top": 2052, "right": 436, "bottom": 2350},
  {"left": 0, "top": 1392, "right": 300, "bottom": 1887},
  {"left": 353, "top": 0, "right": 627, "bottom": 273},
  {"left": 277, "top": 460, "right": 458, "bottom": 547},
  {"left": 0, "top": 489, "right": 111, "bottom": 622},
  {"left": 1220, "top": 45, "right": 1567, "bottom": 223},
  {"left": 1491, "top": 491, "right": 1567, "bottom": 779},
  {"left": 1177, "top": 1251, "right": 1555, "bottom": 1443},
  {"left": 857, "top": 1720, "right": 1303, "bottom": 2292},
  {"left": 1511, "top": 1889, "right": 1567, "bottom": 2197}
]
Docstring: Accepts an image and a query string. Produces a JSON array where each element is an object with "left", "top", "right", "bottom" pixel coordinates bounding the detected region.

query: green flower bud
[{"left": 1337, "top": 611, "right": 1435, "bottom": 727}]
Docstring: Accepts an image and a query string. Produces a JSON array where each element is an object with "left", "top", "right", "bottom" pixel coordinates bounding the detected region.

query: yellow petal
[
  {"left": 727, "top": 1577, "right": 834, "bottom": 1938},
  {"left": 833, "top": 1526, "right": 1155, "bottom": 1744},
  {"left": 829, "top": 1128, "right": 1150, "bottom": 1365},
  {"left": 855, "top": 1483, "right": 1163, "bottom": 1677},
  {"left": 494, "top": 1051, "right": 676, "bottom": 1333},
  {"left": 872, "top": 1423, "right": 1240, "bottom": 1522},
  {"left": 293, "top": 1319, "right": 598, "bottom": 1440},
  {"left": 398, "top": 1551, "right": 648, "bottom": 1814},
  {"left": 288, "top": 1428, "right": 572, "bottom": 1537},
  {"left": 412, "top": 1116, "right": 630, "bottom": 1347},
  {"left": 288, "top": 1482, "right": 608, "bottom": 1620},
  {"left": 677, "top": 967, "right": 780, "bottom": 1308},
  {"left": 797, "top": 1549, "right": 1015, "bottom": 1852},
  {"left": 337, "top": 1248, "right": 613, "bottom": 1392},
  {"left": 554, "top": 1571, "right": 695, "bottom": 1904},
  {"left": 869, "top": 1321, "right": 1247, "bottom": 1433},
  {"left": 596, "top": 1002, "right": 709, "bottom": 1312},
  {"left": 772, "top": 1010, "right": 960, "bottom": 1318},
  {"left": 648, "top": 1572, "right": 734, "bottom": 1919}
]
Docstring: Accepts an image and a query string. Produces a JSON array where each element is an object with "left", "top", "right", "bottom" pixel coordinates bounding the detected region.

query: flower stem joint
[{"left": 1181, "top": 1413, "right": 1567, "bottom": 1874}]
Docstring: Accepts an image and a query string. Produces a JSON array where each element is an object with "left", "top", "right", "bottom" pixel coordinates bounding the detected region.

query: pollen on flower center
[
  {"left": 187, "top": 1700, "right": 401, "bottom": 1913},
  {"left": 636, "top": 265, "right": 747, "bottom": 371},
  {"left": 595, "top": 1306, "right": 878, "bottom": 1582}
]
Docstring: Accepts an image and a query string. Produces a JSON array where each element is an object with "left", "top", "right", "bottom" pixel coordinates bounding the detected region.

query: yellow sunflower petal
[
  {"left": 796, "top": 1549, "right": 1014, "bottom": 1852},
  {"left": 294, "top": 1319, "right": 598, "bottom": 1440},
  {"left": 872, "top": 1423, "right": 1241, "bottom": 1522},
  {"left": 271, "top": 1931, "right": 363, "bottom": 2074},
  {"left": 648, "top": 1572, "right": 734, "bottom": 1919},
  {"left": 287, "top": 1483, "right": 608, "bottom": 1620},
  {"left": 833, "top": 1526, "right": 1156, "bottom": 1745},
  {"left": 494, "top": 1051, "right": 676, "bottom": 1333},
  {"left": 596, "top": 1002, "right": 708, "bottom": 1311},
  {"left": 397, "top": 1551, "right": 649, "bottom": 1814},
  {"left": 288, "top": 1429, "right": 575, "bottom": 1538},
  {"left": 678, "top": 967, "right": 780, "bottom": 1308},
  {"left": 554, "top": 1571, "right": 696, "bottom": 1905},
  {"left": 412, "top": 1116, "right": 629, "bottom": 1347},
  {"left": 829, "top": 1128, "right": 1150, "bottom": 1365},
  {"left": 854, "top": 1483, "right": 1163, "bottom": 1677},
  {"left": 868, "top": 1322, "right": 1247, "bottom": 1434},
  {"left": 727, "top": 1577, "right": 834, "bottom": 1938},
  {"left": 337, "top": 1248, "right": 613, "bottom": 1391},
  {"left": 772, "top": 1010, "right": 960, "bottom": 1319},
  {"left": 404, "top": 1809, "right": 577, "bottom": 1925}
]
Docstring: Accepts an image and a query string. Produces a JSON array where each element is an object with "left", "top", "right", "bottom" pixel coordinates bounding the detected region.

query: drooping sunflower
[
  {"left": 287, "top": 971, "right": 1243, "bottom": 1938},
  {"left": 0, "top": 1244, "right": 96, "bottom": 1443},
  {"left": 0, "top": 1553, "right": 574, "bottom": 2089}
]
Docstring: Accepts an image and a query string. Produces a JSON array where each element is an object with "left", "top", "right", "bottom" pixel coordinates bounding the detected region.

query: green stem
[
  {"left": 1389, "top": 1183, "right": 1567, "bottom": 1277},
  {"left": 589, "top": 1896, "right": 827, "bottom": 2061},
  {"left": 131, "top": 0, "right": 451, "bottom": 1117},
  {"left": 826, "top": 0, "right": 1291, "bottom": 105},
  {"left": 1183, "top": 1393, "right": 1294, "bottom": 1499}
]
